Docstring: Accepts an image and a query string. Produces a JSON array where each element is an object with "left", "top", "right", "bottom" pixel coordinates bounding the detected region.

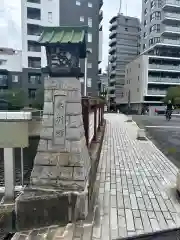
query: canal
[{"left": 0, "top": 137, "right": 39, "bottom": 187}]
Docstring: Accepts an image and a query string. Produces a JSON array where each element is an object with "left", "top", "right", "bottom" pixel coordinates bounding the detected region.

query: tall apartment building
[
  {"left": 139, "top": 0, "right": 180, "bottom": 106},
  {"left": 21, "top": 0, "right": 103, "bottom": 102},
  {"left": 108, "top": 14, "right": 140, "bottom": 108}
]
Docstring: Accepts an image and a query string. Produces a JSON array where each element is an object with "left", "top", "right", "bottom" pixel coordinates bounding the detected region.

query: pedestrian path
[
  {"left": 12, "top": 113, "right": 180, "bottom": 240},
  {"left": 92, "top": 113, "right": 180, "bottom": 239}
]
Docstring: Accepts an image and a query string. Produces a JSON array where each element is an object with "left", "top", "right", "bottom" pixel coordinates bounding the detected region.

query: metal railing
[
  {"left": 163, "top": 0, "right": 180, "bottom": 6},
  {"left": 149, "top": 64, "right": 180, "bottom": 71},
  {"left": 164, "top": 12, "right": 180, "bottom": 19},
  {"left": 148, "top": 77, "right": 180, "bottom": 83},
  {"left": 81, "top": 97, "right": 105, "bottom": 147},
  {"left": 147, "top": 89, "right": 167, "bottom": 95}
]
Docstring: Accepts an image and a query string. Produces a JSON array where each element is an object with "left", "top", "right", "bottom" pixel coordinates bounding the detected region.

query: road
[{"left": 132, "top": 115, "right": 180, "bottom": 169}]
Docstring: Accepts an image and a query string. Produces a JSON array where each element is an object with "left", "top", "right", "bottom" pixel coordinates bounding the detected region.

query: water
[{"left": 0, "top": 137, "right": 39, "bottom": 187}]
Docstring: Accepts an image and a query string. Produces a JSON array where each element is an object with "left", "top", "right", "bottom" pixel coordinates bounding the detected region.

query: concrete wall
[{"left": 121, "top": 55, "right": 149, "bottom": 104}]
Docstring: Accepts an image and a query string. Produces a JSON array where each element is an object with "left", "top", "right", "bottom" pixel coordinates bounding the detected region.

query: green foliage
[
  {"left": 163, "top": 86, "right": 180, "bottom": 105},
  {"left": 0, "top": 89, "right": 25, "bottom": 107}
]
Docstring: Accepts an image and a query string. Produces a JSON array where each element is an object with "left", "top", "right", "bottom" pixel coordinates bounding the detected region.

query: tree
[
  {"left": 163, "top": 86, "right": 180, "bottom": 105},
  {"left": 0, "top": 89, "right": 25, "bottom": 107}
]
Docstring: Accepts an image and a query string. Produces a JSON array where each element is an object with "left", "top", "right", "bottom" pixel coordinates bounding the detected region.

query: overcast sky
[{"left": 0, "top": 0, "right": 141, "bottom": 70}]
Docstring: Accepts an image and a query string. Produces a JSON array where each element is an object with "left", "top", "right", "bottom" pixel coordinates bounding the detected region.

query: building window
[
  {"left": 125, "top": 18, "right": 129, "bottom": 22},
  {"left": 125, "top": 27, "right": 128, "bottom": 31},
  {"left": 151, "top": 0, "right": 155, "bottom": 8},
  {"left": 48, "top": 12, "right": 52, "bottom": 22},
  {"left": 12, "top": 75, "right": 19, "bottom": 83},
  {"left": 28, "top": 40, "right": 41, "bottom": 52},
  {"left": 144, "top": 8, "right": 147, "bottom": 15},
  {"left": 137, "top": 88, "right": 139, "bottom": 92},
  {"left": 139, "top": 64, "right": 140, "bottom": 68},
  {"left": 28, "top": 88, "right": 37, "bottom": 99},
  {"left": 87, "top": 78, "right": 92, "bottom": 87},
  {"left": 80, "top": 16, "right": 84, "bottom": 22},
  {"left": 0, "top": 74, "right": 7, "bottom": 86},
  {"left": 144, "top": 32, "right": 147, "bottom": 38},
  {"left": 28, "top": 57, "right": 41, "bottom": 68},
  {"left": 150, "top": 11, "right": 161, "bottom": 21},
  {"left": 144, "top": 0, "right": 148, "bottom": 3},
  {"left": 88, "top": 2, "right": 92, "bottom": 7},
  {"left": 150, "top": 24, "right": 160, "bottom": 33},
  {"left": 76, "top": 0, "right": 81, "bottom": 5},
  {"left": 88, "top": 17, "right": 92, "bottom": 27},
  {"left": 144, "top": 20, "right": 147, "bottom": 27},
  {"left": 28, "top": 74, "right": 41, "bottom": 84},
  {"left": 88, "top": 33, "right": 92, "bottom": 42},
  {"left": 143, "top": 44, "right": 146, "bottom": 50},
  {"left": 138, "top": 76, "right": 139, "bottom": 81},
  {"left": 0, "top": 59, "right": 7, "bottom": 65},
  {"left": 87, "top": 62, "right": 92, "bottom": 68}
]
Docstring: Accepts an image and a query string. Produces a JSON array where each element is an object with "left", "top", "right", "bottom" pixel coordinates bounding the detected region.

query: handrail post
[
  {"left": 82, "top": 97, "right": 90, "bottom": 147},
  {"left": 93, "top": 100, "right": 97, "bottom": 141}
]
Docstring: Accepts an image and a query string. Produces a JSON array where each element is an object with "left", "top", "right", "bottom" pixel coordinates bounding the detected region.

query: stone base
[
  {"left": 15, "top": 189, "right": 79, "bottom": 231},
  {"left": 126, "top": 116, "right": 132, "bottom": 122},
  {"left": 137, "top": 129, "right": 147, "bottom": 141}
]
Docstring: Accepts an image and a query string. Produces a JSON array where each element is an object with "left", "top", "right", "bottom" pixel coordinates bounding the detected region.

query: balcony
[
  {"left": 27, "top": 24, "right": 41, "bottom": 36},
  {"left": 109, "top": 38, "right": 117, "bottom": 47},
  {"left": 109, "top": 30, "right": 117, "bottom": 39},
  {"left": 162, "top": 0, "right": 180, "bottom": 10},
  {"left": 110, "top": 70, "right": 116, "bottom": 76},
  {"left": 99, "top": 0, "right": 103, "bottom": 9},
  {"left": 99, "top": 10, "right": 103, "bottom": 22},
  {"left": 109, "top": 54, "right": 117, "bottom": 62},
  {"left": 149, "top": 64, "right": 180, "bottom": 71},
  {"left": 27, "top": 7, "right": 41, "bottom": 21},
  {"left": 109, "top": 21, "right": 118, "bottom": 31},
  {"left": 109, "top": 46, "right": 116, "bottom": 54},
  {"left": 110, "top": 76, "right": 116, "bottom": 83},
  {"left": 147, "top": 89, "right": 167, "bottom": 95},
  {"left": 27, "top": 0, "right": 40, "bottom": 3},
  {"left": 28, "top": 57, "right": 41, "bottom": 68},
  {"left": 111, "top": 62, "right": 116, "bottom": 67},
  {"left": 162, "top": 25, "right": 180, "bottom": 35},
  {"left": 109, "top": 93, "right": 116, "bottom": 98},
  {"left": 28, "top": 40, "right": 41, "bottom": 52},
  {"left": 161, "top": 38, "right": 180, "bottom": 45},
  {"left": 148, "top": 76, "right": 180, "bottom": 84},
  {"left": 163, "top": 12, "right": 180, "bottom": 22},
  {"left": 108, "top": 85, "right": 115, "bottom": 92}
]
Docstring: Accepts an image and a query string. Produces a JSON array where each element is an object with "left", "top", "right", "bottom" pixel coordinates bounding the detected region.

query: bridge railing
[{"left": 82, "top": 97, "right": 105, "bottom": 147}]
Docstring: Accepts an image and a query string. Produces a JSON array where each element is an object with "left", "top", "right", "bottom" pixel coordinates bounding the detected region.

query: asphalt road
[{"left": 132, "top": 115, "right": 180, "bottom": 169}]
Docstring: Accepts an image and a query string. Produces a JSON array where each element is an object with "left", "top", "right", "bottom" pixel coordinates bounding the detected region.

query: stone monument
[{"left": 15, "top": 26, "right": 91, "bottom": 230}]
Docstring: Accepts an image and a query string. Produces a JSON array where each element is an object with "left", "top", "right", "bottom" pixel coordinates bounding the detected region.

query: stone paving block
[
  {"left": 148, "top": 211, "right": 156, "bottom": 219},
  {"left": 125, "top": 209, "right": 135, "bottom": 232},
  {"left": 130, "top": 194, "right": 138, "bottom": 210},
  {"left": 140, "top": 210, "right": 152, "bottom": 233},
  {"left": 150, "top": 219, "right": 160, "bottom": 231},
  {"left": 135, "top": 218, "right": 143, "bottom": 230},
  {"left": 155, "top": 211, "right": 168, "bottom": 229},
  {"left": 137, "top": 198, "right": 146, "bottom": 210}
]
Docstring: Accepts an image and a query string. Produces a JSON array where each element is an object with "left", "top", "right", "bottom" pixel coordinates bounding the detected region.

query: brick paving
[{"left": 12, "top": 114, "right": 180, "bottom": 240}]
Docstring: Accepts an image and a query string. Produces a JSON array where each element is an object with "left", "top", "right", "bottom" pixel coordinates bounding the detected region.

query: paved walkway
[{"left": 12, "top": 114, "right": 180, "bottom": 240}]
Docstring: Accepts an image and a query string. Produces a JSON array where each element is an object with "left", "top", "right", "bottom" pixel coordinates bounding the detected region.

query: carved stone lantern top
[{"left": 37, "top": 26, "right": 88, "bottom": 77}]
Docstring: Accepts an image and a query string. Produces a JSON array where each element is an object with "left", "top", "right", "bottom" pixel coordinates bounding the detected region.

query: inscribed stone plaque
[
  {"left": 0, "top": 122, "right": 28, "bottom": 148},
  {"left": 53, "top": 96, "right": 66, "bottom": 145}
]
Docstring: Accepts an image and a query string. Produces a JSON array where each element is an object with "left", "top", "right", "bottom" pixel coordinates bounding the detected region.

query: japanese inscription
[{"left": 53, "top": 96, "right": 66, "bottom": 145}]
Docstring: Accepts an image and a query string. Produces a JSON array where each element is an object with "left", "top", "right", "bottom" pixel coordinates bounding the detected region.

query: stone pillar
[{"left": 15, "top": 76, "right": 91, "bottom": 230}]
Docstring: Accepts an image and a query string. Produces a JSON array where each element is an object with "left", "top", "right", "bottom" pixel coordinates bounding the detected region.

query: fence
[{"left": 82, "top": 97, "right": 105, "bottom": 147}]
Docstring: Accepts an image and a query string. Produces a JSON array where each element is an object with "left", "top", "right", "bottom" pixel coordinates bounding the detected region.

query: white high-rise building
[
  {"left": 121, "top": 0, "right": 180, "bottom": 112},
  {"left": 21, "top": 0, "right": 60, "bottom": 101}
]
